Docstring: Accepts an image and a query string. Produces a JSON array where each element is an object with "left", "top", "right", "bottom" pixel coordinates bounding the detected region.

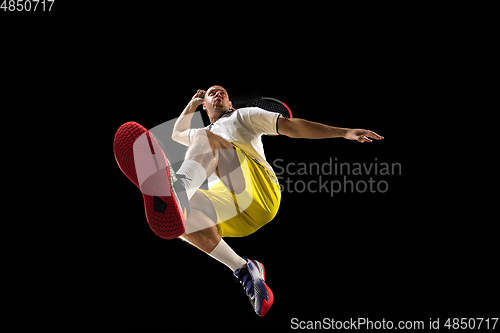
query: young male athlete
[{"left": 113, "top": 85, "right": 383, "bottom": 317}]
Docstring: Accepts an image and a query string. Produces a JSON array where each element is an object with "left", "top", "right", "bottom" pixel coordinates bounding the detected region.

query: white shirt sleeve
[{"left": 240, "top": 107, "right": 280, "bottom": 136}]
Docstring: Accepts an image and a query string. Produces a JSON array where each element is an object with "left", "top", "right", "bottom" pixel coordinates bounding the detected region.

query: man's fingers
[
  {"left": 192, "top": 89, "right": 206, "bottom": 101},
  {"left": 366, "top": 131, "right": 383, "bottom": 140},
  {"left": 358, "top": 136, "right": 372, "bottom": 143},
  {"left": 350, "top": 129, "right": 383, "bottom": 143}
]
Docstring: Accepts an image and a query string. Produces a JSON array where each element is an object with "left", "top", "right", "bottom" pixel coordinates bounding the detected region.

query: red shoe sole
[
  {"left": 258, "top": 262, "right": 274, "bottom": 317},
  {"left": 113, "top": 121, "right": 185, "bottom": 239}
]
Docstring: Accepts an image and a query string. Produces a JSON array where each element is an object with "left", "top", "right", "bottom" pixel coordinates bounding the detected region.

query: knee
[
  {"left": 192, "top": 129, "right": 231, "bottom": 150},
  {"left": 190, "top": 129, "right": 210, "bottom": 145}
]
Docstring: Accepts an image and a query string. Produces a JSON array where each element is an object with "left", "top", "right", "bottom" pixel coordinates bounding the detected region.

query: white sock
[
  {"left": 176, "top": 160, "right": 207, "bottom": 200},
  {"left": 208, "top": 238, "right": 247, "bottom": 272}
]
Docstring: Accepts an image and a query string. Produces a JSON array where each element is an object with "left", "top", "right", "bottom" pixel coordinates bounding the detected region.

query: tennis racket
[
  {"left": 246, "top": 97, "right": 293, "bottom": 119},
  {"left": 245, "top": 97, "right": 293, "bottom": 136}
]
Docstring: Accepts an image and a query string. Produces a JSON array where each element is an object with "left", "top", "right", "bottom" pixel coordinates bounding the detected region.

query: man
[{"left": 113, "top": 85, "right": 383, "bottom": 317}]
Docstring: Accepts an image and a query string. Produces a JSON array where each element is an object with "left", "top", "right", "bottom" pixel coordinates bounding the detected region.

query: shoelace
[
  {"left": 172, "top": 174, "right": 191, "bottom": 215},
  {"left": 235, "top": 267, "right": 255, "bottom": 300},
  {"left": 175, "top": 173, "right": 191, "bottom": 182}
]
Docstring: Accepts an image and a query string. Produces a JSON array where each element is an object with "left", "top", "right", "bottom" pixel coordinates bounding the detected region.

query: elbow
[
  {"left": 171, "top": 132, "right": 180, "bottom": 143},
  {"left": 171, "top": 131, "right": 190, "bottom": 146}
]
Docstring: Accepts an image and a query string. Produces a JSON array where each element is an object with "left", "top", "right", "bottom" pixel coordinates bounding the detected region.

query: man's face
[{"left": 203, "top": 85, "right": 232, "bottom": 113}]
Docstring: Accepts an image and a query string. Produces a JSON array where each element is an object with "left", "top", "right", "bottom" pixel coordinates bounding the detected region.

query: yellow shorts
[{"left": 198, "top": 144, "right": 281, "bottom": 237}]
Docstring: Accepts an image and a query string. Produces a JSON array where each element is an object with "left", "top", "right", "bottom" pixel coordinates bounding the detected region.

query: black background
[{"left": 3, "top": 1, "right": 496, "bottom": 332}]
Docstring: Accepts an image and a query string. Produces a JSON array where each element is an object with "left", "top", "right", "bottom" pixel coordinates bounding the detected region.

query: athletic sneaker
[
  {"left": 234, "top": 259, "right": 274, "bottom": 317},
  {"left": 113, "top": 121, "right": 190, "bottom": 239}
]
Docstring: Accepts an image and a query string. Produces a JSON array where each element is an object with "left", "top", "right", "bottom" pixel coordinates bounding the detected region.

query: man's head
[{"left": 203, "top": 85, "right": 232, "bottom": 115}]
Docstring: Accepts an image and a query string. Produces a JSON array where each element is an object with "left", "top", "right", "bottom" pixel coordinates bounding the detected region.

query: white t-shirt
[{"left": 189, "top": 107, "right": 280, "bottom": 178}]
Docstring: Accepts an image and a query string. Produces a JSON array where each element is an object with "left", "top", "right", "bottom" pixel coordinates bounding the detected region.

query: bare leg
[
  {"left": 184, "top": 129, "right": 245, "bottom": 194},
  {"left": 178, "top": 188, "right": 247, "bottom": 271},
  {"left": 180, "top": 191, "right": 220, "bottom": 253},
  {"left": 177, "top": 129, "right": 247, "bottom": 271}
]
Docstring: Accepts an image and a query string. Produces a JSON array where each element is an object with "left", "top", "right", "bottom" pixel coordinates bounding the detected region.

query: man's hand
[
  {"left": 345, "top": 129, "right": 384, "bottom": 143},
  {"left": 190, "top": 89, "right": 206, "bottom": 107}
]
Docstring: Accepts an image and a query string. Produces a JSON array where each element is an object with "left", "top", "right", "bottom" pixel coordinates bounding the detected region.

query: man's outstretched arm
[{"left": 277, "top": 117, "right": 383, "bottom": 143}]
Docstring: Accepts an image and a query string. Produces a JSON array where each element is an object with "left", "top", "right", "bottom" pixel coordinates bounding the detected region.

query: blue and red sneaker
[
  {"left": 113, "top": 121, "right": 190, "bottom": 239},
  {"left": 234, "top": 259, "right": 274, "bottom": 317}
]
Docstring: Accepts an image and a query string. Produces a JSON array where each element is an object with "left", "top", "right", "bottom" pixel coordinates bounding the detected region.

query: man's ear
[
  {"left": 229, "top": 101, "right": 233, "bottom": 109},
  {"left": 203, "top": 102, "right": 207, "bottom": 111}
]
